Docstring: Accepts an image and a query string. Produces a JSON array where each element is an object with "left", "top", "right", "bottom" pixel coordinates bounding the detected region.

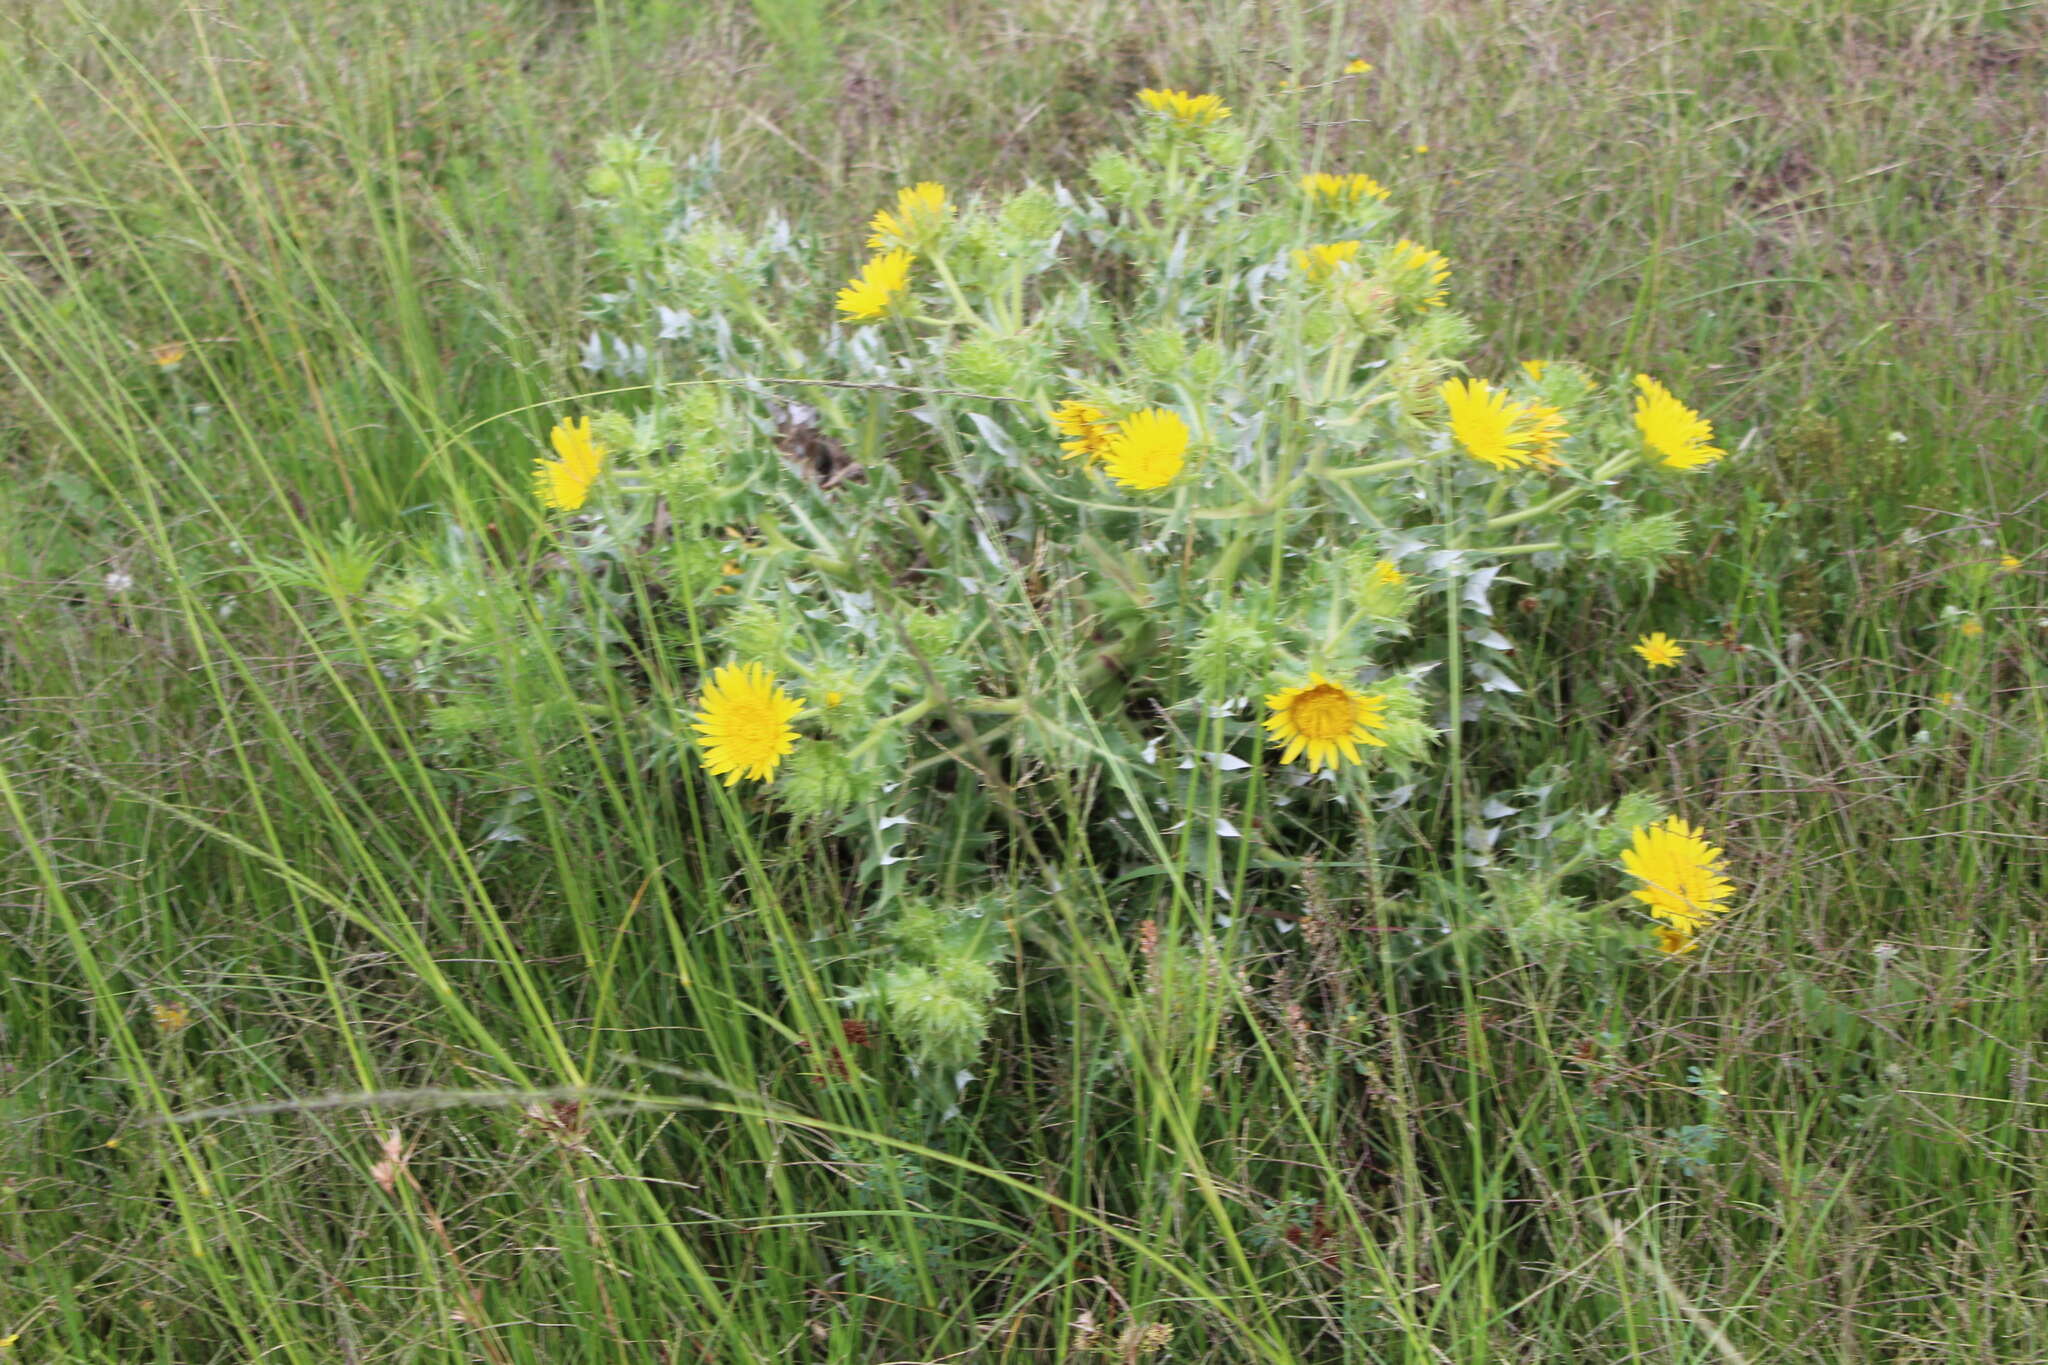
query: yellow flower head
[
  {"left": 1622, "top": 816, "right": 1735, "bottom": 936},
  {"left": 1344, "top": 59, "right": 1374, "bottom": 75},
  {"left": 1439, "top": 378, "right": 1566, "bottom": 471},
  {"left": 1959, "top": 618, "right": 1985, "bottom": 637},
  {"left": 1136, "top": 88, "right": 1232, "bottom": 128},
  {"left": 1369, "top": 559, "right": 1407, "bottom": 587},
  {"left": 692, "top": 662, "right": 805, "bottom": 786},
  {"left": 1632, "top": 632, "right": 1686, "bottom": 669},
  {"left": 1100, "top": 407, "right": 1189, "bottom": 491},
  {"left": 149, "top": 341, "right": 188, "bottom": 368},
  {"left": 151, "top": 1001, "right": 192, "bottom": 1033},
  {"left": 866, "top": 181, "right": 952, "bottom": 253},
  {"left": 1262, "top": 673, "right": 1389, "bottom": 772},
  {"left": 1998, "top": 553, "right": 2022, "bottom": 573},
  {"left": 1052, "top": 400, "right": 1117, "bottom": 466},
  {"left": 836, "top": 248, "right": 914, "bottom": 322},
  {"left": 1633, "top": 375, "right": 1724, "bottom": 470},
  {"left": 1300, "top": 172, "right": 1390, "bottom": 209},
  {"left": 1293, "top": 239, "right": 1363, "bottom": 283},
  {"left": 1383, "top": 238, "right": 1450, "bottom": 310},
  {"left": 1935, "top": 690, "right": 1958, "bottom": 708},
  {"left": 1520, "top": 359, "right": 1549, "bottom": 383},
  {"left": 534, "top": 417, "right": 608, "bottom": 512}
]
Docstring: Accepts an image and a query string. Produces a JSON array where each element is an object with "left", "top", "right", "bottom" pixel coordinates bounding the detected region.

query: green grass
[{"left": 3, "top": 1, "right": 2045, "bottom": 1361}]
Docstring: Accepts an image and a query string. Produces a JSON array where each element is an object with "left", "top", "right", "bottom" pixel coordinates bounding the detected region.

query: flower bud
[{"left": 1187, "top": 610, "right": 1275, "bottom": 700}]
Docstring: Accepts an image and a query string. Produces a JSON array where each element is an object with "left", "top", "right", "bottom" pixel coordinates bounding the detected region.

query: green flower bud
[
  {"left": 998, "top": 186, "right": 1061, "bottom": 241},
  {"left": 879, "top": 965, "right": 988, "bottom": 1067},
  {"left": 777, "top": 741, "right": 873, "bottom": 819},
  {"left": 1385, "top": 353, "right": 1454, "bottom": 421},
  {"left": 588, "top": 411, "right": 637, "bottom": 456},
  {"left": 1402, "top": 310, "right": 1478, "bottom": 361},
  {"left": 947, "top": 333, "right": 1042, "bottom": 395},
  {"left": 584, "top": 165, "right": 625, "bottom": 198},
  {"left": 1593, "top": 511, "right": 1689, "bottom": 585},
  {"left": 1199, "top": 126, "right": 1250, "bottom": 167},
  {"left": 645, "top": 446, "right": 725, "bottom": 524},
  {"left": 1187, "top": 610, "right": 1275, "bottom": 700},
  {"left": 1339, "top": 279, "right": 1397, "bottom": 334},
  {"left": 1188, "top": 341, "right": 1229, "bottom": 389},
  {"left": 1375, "top": 715, "right": 1439, "bottom": 772},
  {"left": 1344, "top": 548, "right": 1417, "bottom": 624},
  {"left": 1525, "top": 359, "right": 1595, "bottom": 407},
  {"left": 804, "top": 664, "right": 869, "bottom": 739},
  {"left": 721, "top": 602, "right": 786, "bottom": 666},
  {"left": 593, "top": 132, "right": 640, "bottom": 168},
  {"left": 1130, "top": 325, "right": 1188, "bottom": 379},
  {"left": 1488, "top": 872, "right": 1592, "bottom": 958},
  {"left": 1089, "top": 150, "right": 1147, "bottom": 204}
]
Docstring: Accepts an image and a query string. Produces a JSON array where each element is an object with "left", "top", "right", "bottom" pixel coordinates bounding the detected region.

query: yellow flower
[
  {"left": 1051, "top": 400, "right": 1117, "bottom": 465},
  {"left": 1299, "top": 172, "right": 1390, "bottom": 208},
  {"left": 1959, "top": 618, "right": 1984, "bottom": 638},
  {"left": 1935, "top": 690, "right": 1958, "bottom": 708},
  {"left": 151, "top": 1001, "right": 192, "bottom": 1033},
  {"left": 836, "top": 248, "right": 914, "bottom": 322},
  {"left": 149, "top": 341, "right": 187, "bottom": 368},
  {"left": 1293, "top": 240, "right": 1363, "bottom": 282},
  {"left": 1520, "top": 359, "right": 1548, "bottom": 382},
  {"left": 1262, "top": 673, "right": 1388, "bottom": 772},
  {"left": 1411, "top": 143, "right": 1430, "bottom": 154},
  {"left": 1344, "top": 59, "right": 1373, "bottom": 75},
  {"left": 866, "top": 181, "right": 951, "bottom": 253},
  {"left": 1632, "top": 375, "right": 1724, "bottom": 470},
  {"left": 534, "top": 417, "right": 608, "bottom": 512},
  {"left": 692, "top": 662, "right": 805, "bottom": 786},
  {"left": 1439, "top": 378, "right": 1566, "bottom": 471},
  {"left": 1136, "top": 88, "right": 1232, "bottom": 128},
  {"left": 1622, "top": 816, "right": 1735, "bottom": 938},
  {"left": 1998, "top": 553, "right": 2022, "bottom": 573},
  {"left": 1100, "top": 407, "right": 1189, "bottom": 491},
  {"left": 1384, "top": 238, "right": 1450, "bottom": 309},
  {"left": 1369, "top": 559, "right": 1407, "bottom": 587},
  {"left": 1631, "top": 632, "right": 1686, "bottom": 669},
  {"left": 1654, "top": 924, "right": 1699, "bottom": 955}
]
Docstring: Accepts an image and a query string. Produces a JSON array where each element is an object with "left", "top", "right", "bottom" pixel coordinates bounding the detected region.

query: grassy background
[{"left": 3, "top": 1, "right": 2045, "bottom": 1360}]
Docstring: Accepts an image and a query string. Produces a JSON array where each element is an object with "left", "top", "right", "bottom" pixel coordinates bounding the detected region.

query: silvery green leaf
[
  {"left": 1473, "top": 662, "right": 1524, "bottom": 694},
  {"left": 965, "top": 411, "right": 1018, "bottom": 460},
  {"left": 1464, "top": 564, "right": 1507, "bottom": 614}
]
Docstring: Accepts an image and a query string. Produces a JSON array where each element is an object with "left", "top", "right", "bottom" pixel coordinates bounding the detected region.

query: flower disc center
[{"left": 1291, "top": 685, "right": 1356, "bottom": 741}]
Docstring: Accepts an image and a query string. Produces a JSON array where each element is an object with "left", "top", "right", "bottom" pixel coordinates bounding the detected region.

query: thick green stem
[{"left": 1324, "top": 455, "right": 1425, "bottom": 482}]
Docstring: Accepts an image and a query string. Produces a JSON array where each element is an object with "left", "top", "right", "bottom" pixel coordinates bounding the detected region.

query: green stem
[
  {"left": 1464, "top": 540, "right": 1562, "bottom": 558},
  {"left": 1324, "top": 455, "right": 1425, "bottom": 481}
]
